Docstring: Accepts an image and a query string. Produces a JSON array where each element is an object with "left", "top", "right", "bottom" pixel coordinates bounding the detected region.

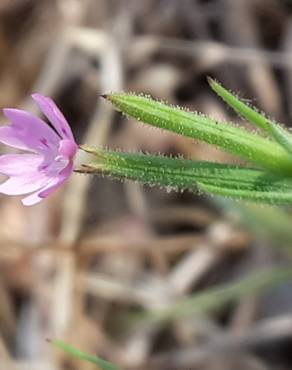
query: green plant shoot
[
  {"left": 50, "top": 340, "right": 121, "bottom": 370},
  {"left": 77, "top": 79, "right": 292, "bottom": 205}
]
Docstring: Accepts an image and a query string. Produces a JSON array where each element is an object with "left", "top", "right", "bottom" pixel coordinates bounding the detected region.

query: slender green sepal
[
  {"left": 208, "top": 77, "right": 292, "bottom": 156},
  {"left": 50, "top": 340, "right": 121, "bottom": 370},
  {"left": 80, "top": 146, "right": 292, "bottom": 205},
  {"left": 102, "top": 92, "right": 292, "bottom": 175}
]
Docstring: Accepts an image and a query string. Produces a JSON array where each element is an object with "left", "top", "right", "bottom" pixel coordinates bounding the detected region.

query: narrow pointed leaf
[
  {"left": 51, "top": 340, "right": 121, "bottom": 370},
  {"left": 80, "top": 146, "right": 292, "bottom": 205},
  {"left": 102, "top": 93, "right": 292, "bottom": 175},
  {"left": 208, "top": 77, "right": 292, "bottom": 156}
]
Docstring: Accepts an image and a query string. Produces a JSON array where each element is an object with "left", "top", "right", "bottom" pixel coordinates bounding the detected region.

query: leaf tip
[{"left": 206, "top": 76, "right": 215, "bottom": 86}]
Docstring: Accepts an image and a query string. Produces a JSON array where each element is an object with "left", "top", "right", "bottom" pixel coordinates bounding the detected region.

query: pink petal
[
  {"left": 21, "top": 163, "right": 73, "bottom": 206},
  {"left": 40, "top": 162, "right": 73, "bottom": 198},
  {"left": 32, "top": 93, "right": 74, "bottom": 141},
  {"left": 0, "top": 154, "right": 43, "bottom": 176},
  {"left": 21, "top": 191, "right": 44, "bottom": 206},
  {"left": 1, "top": 109, "right": 59, "bottom": 153},
  {"left": 0, "top": 172, "right": 50, "bottom": 196}
]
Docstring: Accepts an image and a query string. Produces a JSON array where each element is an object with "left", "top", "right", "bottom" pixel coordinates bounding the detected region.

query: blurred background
[{"left": 2, "top": 0, "right": 292, "bottom": 369}]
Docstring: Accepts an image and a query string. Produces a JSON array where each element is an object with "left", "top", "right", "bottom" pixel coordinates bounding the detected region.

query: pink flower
[{"left": 0, "top": 94, "right": 78, "bottom": 206}]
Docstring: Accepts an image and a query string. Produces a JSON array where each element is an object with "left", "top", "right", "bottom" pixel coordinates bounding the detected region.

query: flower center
[{"left": 58, "top": 139, "right": 78, "bottom": 160}]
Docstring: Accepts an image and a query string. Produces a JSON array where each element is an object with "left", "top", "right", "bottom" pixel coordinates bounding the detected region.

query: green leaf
[
  {"left": 102, "top": 93, "right": 292, "bottom": 175},
  {"left": 208, "top": 77, "right": 292, "bottom": 157},
  {"left": 50, "top": 340, "right": 121, "bottom": 370},
  {"left": 267, "top": 123, "right": 292, "bottom": 156},
  {"left": 80, "top": 146, "right": 292, "bottom": 205},
  {"left": 197, "top": 180, "right": 292, "bottom": 204},
  {"left": 140, "top": 268, "right": 292, "bottom": 323}
]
